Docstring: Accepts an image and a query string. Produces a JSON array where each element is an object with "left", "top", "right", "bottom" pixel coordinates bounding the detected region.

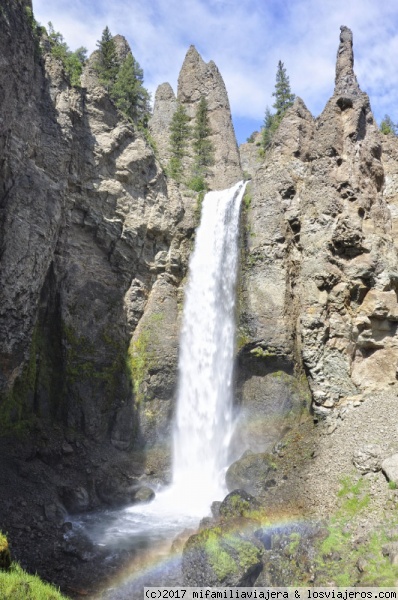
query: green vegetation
[
  {"left": 168, "top": 102, "right": 191, "bottom": 181},
  {"left": 126, "top": 313, "right": 163, "bottom": 404},
  {"left": 0, "top": 326, "right": 39, "bottom": 436},
  {"left": 94, "top": 27, "right": 151, "bottom": 127},
  {"left": 191, "top": 525, "right": 262, "bottom": 582},
  {"left": 261, "top": 61, "right": 295, "bottom": 152},
  {"left": 167, "top": 95, "right": 214, "bottom": 191},
  {"left": 191, "top": 96, "right": 214, "bottom": 181},
  {"left": 314, "top": 475, "right": 398, "bottom": 586},
  {"left": 380, "top": 114, "right": 398, "bottom": 136},
  {"left": 243, "top": 187, "right": 252, "bottom": 210},
  {"left": 287, "top": 532, "right": 301, "bottom": 555},
  {"left": 47, "top": 22, "right": 87, "bottom": 87},
  {"left": 95, "top": 26, "right": 119, "bottom": 89},
  {"left": 0, "top": 533, "right": 11, "bottom": 571},
  {"left": 250, "top": 346, "right": 276, "bottom": 359},
  {"left": 0, "top": 562, "right": 68, "bottom": 599}
]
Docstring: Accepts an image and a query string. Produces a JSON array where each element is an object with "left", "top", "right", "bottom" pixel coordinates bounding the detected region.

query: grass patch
[
  {"left": 0, "top": 563, "right": 68, "bottom": 599},
  {"left": 314, "top": 475, "right": 398, "bottom": 586}
]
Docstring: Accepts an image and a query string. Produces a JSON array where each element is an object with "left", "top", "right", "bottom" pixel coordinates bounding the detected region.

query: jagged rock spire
[
  {"left": 334, "top": 25, "right": 360, "bottom": 96},
  {"left": 149, "top": 44, "right": 242, "bottom": 190},
  {"left": 149, "top": 83, "right": 177, "bottom": 163}
]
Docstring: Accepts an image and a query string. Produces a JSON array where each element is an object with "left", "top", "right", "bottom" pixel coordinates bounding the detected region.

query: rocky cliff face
[
  {"left": 237, "top": 25, "right": 398, "bottom": 439},
  {"left": 150, "top": 45, "right": 242, "bottom": 190},
  {"left": 0, "top": 0, "right": 244, "bottom": 500},
  {"left": 3, "top": 2, "right": 398, "bottom": 592},
  {"left": 0, "top": 0, "right": 191, "bottom": 456}
]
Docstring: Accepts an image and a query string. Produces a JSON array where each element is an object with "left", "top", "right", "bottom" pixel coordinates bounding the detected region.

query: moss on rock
[
  {"left": 0, "top": 534, "right": 11, "bottom": 571},
  {"left": 182, "top": 521, "right": 263, "bottom": 586}
]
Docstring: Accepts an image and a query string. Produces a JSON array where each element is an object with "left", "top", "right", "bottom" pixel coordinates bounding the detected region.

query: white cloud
[{"left": 31, "top": 0, "right": 398, "bottom": 142}]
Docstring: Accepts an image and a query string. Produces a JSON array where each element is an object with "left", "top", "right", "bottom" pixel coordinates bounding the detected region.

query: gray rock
[
  {"left": 43, "top": 502, "right": 67, "bottom": 524},
  {"left": 382, "top": 454, "right": 398, "bottom": 484},
  {"left": 182, "top": 522, "right": 263, "bottom": 586},
  {"left": 219, "top": 489, "right": 259, "bottom": 519},
  {"left": 151, "top": 45, "right": 242, "bottom": 191},
  {"left": 382, "top": 542, "right": 398, "bottom": 565},
  {"left": 226, "top": 453, "right": 277, "bottom": 496},
  {"left": 132, "top": 486, "right": 155, "bottom": 504},
  {"left": 352, "top": 444, "right": 382, "bottom": 474},
  {"left": 59, "top": 486, "right": 90, "bottom": 513}
]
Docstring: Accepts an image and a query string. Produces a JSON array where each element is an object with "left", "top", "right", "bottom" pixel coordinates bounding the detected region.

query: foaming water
[
  {"left": 72, "top": 181, "right": 247, "bottom": 597},
  {"left": 170, "top": 180, "right": 247, "bottom": 514}
]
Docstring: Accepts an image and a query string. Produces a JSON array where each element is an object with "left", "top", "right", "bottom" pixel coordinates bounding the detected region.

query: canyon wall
[{"left": 238, "top": 26, "right": 398, "bottom": 443}]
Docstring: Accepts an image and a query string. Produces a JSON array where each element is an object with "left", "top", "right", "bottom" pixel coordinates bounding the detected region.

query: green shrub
[{"left": 188, "top": 175, "right": 207, "bottom": 192}]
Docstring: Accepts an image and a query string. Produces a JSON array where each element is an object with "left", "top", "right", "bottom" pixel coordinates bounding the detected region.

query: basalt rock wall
[
  {"left": 0, "top": 0, "right": 197, "bottom": 459},
  {"left": 237, "top": 26, "right": 398, "bottom": 447}
]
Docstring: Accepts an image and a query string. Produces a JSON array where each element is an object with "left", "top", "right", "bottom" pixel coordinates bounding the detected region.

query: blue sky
[{"left": 31, "top": 0, "right": 398, "bottom": 145}]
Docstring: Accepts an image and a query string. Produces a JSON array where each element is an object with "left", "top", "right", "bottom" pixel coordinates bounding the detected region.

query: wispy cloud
[{"left": 31, "top": 0, "right": 398, "bottom": 143}]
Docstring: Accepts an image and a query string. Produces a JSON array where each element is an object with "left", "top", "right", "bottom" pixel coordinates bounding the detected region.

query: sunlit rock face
[
  {"left": 150, "top": 45, "right": 242, "bottom": 191},
  {"left": 237, "top": 25, "right": 398, "bottom": 427}
]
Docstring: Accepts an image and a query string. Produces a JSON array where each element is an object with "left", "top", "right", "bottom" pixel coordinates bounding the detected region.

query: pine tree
[
  {"left": 262, "top": 106, "right": 277, "bottom": 149},
  {"left": 95, "top": 26, "right": 119, "bottom": 89},
  {"left": 111, "top": 53, "right": 151, "bottom": 126},
  {"left": 380, "top": 114, "right": 398, "bottom": 136},
  {"left": 168, "top": 102, "right": 191, "bottom": 181},
  {"left": 272, "top": 60, "right": 295, "bottom": 118},
  {"left": 261, "top": 61, "right": 295, "bottom": 151},
  {"left": 94, "top": 28, "right": 151, "bottom": 127},
  {"left": 47, "top": 22, "right": 87, "bottom": 87},
  {"left": 190, "top": 96, "right": 214, "bottom": 190}
]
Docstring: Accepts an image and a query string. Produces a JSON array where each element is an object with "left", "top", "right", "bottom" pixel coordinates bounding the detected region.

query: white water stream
[
  {"left": 171, "top": 179, "right": 247, "bottom": 513},
  {"left": 74, "top": 181, "right": 247, "bottom": 586}
]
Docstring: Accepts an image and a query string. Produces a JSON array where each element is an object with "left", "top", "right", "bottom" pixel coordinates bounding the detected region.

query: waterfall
[
  {"left": 170, "top": 180, "right": 247, "bottom": 514},
  {"left": 73, "top": 181, "right": 247, "bottom": 577}
]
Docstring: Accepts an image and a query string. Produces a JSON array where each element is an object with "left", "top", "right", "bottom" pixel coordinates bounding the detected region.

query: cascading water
[
  {"left": 73, "top": 182, "right": 247, "bottom": 597},
  {"left": 170, "top": 179, "right": 247, "bottom": 514}
]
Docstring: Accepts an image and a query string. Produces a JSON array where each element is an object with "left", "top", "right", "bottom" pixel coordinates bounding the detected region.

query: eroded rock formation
[
  {"left": 238, "top": 24, "right": 398, "bottom": 430},
  {"left": 3, "top": 2, "right": 398, "bottom": 591},
  {"left": 150, "top": 45, "right": 242, "bottom": 190}
]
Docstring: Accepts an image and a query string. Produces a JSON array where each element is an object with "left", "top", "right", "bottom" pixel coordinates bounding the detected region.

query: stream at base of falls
[{"left": 69, "top": 181, "right": 247, "bottom": 598}]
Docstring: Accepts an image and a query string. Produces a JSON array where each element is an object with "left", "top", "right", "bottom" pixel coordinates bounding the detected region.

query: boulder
[
  {"left": 132, "top": 486, "right": 155, "bottom": 504},
  {"left": 382, "top": 542, "right": 398, "bottom": 566},
  {"left": 352, "top": 445, "right": 382, "bottom": 474},
  {"left": 382, "top": 454, "right": 398, "bottom": 484},
  {"left": 226, "top": 453, "right": 277, "bottom": 495},
  {"left": 219, "top": 489, "right": 259, "bottom": 519},
  {"left": 59, "top": 485, "right": 90, "bottom": 513},
  {"left": 182, "top": 523, "right": 263, "bottom": 586}
]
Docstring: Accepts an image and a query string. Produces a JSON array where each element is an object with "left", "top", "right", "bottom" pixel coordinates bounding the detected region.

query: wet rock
[
  {"left": 182, "top": 522, "right": 263, "bottom": 586},
  {"left": 211, "top": 501, "right": 221, "bottom": 519},
  {"left": 61, "top": 531, "right": 96, "bottom": 562},
  {"left": 43, "top": 502, "right": 67, "bottom": 524},
  {"left": 59, "top": 486, "right": 90, "bottom": 513},
  {"left": 95, "top": 472, "right": 140, "bottom": 507},
  {"left": 219, "top": 489, "right": 259, "bottom": 519},
  {"left": 255, "top": 522, "right": 328, "bottom": 586},
  {"left": 226, "top": 453, "right": 277, "bottom": 495},
  {"left": 132, "top": 486, "right": 155, "bottom": 504}
]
